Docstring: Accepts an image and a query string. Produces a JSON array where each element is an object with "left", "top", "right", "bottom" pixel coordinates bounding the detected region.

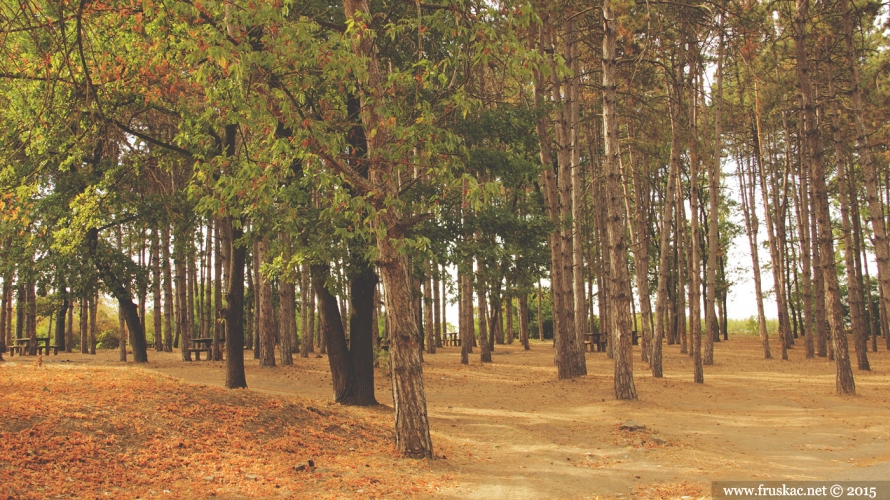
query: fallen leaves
[{"left": 0, "top": 364, "right": 441, "bottom": 499}]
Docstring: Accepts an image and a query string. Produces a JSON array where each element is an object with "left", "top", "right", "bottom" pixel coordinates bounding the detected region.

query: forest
[{"left": 1, "top": 0, "right": 889, "bottom": 473}]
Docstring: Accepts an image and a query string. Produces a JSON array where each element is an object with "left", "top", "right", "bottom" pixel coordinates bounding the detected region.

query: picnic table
[
  {"left": 444, "top": 332, "right": 460, "bottom": 346},
  {"left": 188, "top": 338, "right": 213, "bottom": 360},
  {"left": 9, "top": 337, "right": 54, "bottom": 356},
  {"left": 584, "top": 333, "right": 607, "bottom": 352}
]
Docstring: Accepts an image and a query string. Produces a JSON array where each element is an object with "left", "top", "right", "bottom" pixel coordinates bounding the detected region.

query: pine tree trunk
[
  {"left": 89, "top": 290, "right": 97, "bottom": 355},
  {"left": 432, "top": 265, "right": 441, "bottom": 348},
  {"left": 705, "top": 25, "right": 724, "bottom": 365},
  {"left": 795, "top": 0, "right": 854, "bottom": 393},
  {"left": 628, "top": 135, "right": 653, "bottom": 364},
  {"left": 838, "top": 0, "right": 890, "bottom": 350},
  {"left": 174, "top": 225, "right": 191, "bottom": 361},
  {"left": 345, "top": 260, "right": 378, "bottom": 405},
  {"left": 257, "top": 236, "right": 277, "bottom": 367},
  {"left": 152, "top": 229, "right": 164, "bottom": 352},
  {"left": 424, "top": 262, "right": 436, "bottom": 354},
  {"left": 505, "top": 293, "right": 514, "bottom": 345},
  {"left": 603, "top": 0, "right": 636, "bottom": 398},
  {"left": 161, "top": 224, "right": 175, "bottom": 352},
  {"left": 476, "top": 265, "right": 492, "bottom": 363},
  {"left": 54, "top": 282, "right": 68, "bottom": 352},
  {"left": 518, "top": 293, "right": 530, "bottom": 350},
  {"left": 738, "top": 152, "right": 771, "bottom": 359},
  {"left": 213, "top": 221, "right": 224, "bottom": 361},
  {"left": 829, "top": 80, "right": 869, "bottom": 370},
  {"left": 654, "top": 50, "right": 683, "bottom": 378},
  {"left": 26, "top": 284, "right": 37, "bottom": 356},
  {"left": 377, "top": 225, "right": 434, "bottom": 458},
  {"left": 300, "top": 263, "right": 312, "bottom": 357}
]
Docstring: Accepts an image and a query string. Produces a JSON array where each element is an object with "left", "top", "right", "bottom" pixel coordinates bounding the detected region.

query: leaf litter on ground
[{"left": 0, "top": 362, "right": 444, "bottom": 499}]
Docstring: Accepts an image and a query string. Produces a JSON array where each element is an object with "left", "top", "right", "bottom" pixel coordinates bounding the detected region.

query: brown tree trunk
[
  {"left": 221, "top": 215, "right": 247, "bottom": 389},
  {"left": 838, "top": 0, "right": 890, "bottom": 349},
  {"left": 26, "top": 283, "right": 37, "bottom": 356},
  {"left": 54, "top": 281, "right": 68, "bottom": 352},
  {"left": 377, "top": 228, "right": 434, "bottom": 458},
  {"left": 256, "top": 236, "right": 277, "bottom": 367},
  {"left": 151, "top": 229, "right": 164, "bottom": 352},
  {"left": 738, "top": 152, "right": 772, "bottom": 359},
  {"left": 300, "top": 263, "right": 312, "bottom": 357},
  {"left": 213, "top": 221, "right": 224, "bottom": 361},
  {"left": 705, "top": 24, "right": 724, "bottom": 365},
  {"left": 829, "top": 77, "right": 869, "bottom": 370},
  {"left": 476, "top": 265, "right": 492, "bottom": 363},
  {"left": 505, "top": 293, "right": 514, "bottom": 345},
  {"left": 433, "top": 264, "right": 442, "bottom": 348},
  {"left": 519, "top": 293, "right": 530, "bottom": 350},
  {"left": 174, "top": 225, "right": 191, "bottom": 361},
  {"left": 654, "top": 45, "right": 683, "bottom": 378},
  {"left": 424, "top": 261, "right": 436, "bottom": 354},
  {"left": 603, "top": 0, "right": 636, "bottom": 398},
  {"left": 161, "top": 224, "right": 175, "bottom": 352},
  {"left": 795, "top": 0, "right": 855, "bottom": 393}
]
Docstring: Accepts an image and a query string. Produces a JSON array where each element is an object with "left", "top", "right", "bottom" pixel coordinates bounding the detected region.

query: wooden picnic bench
[
  {"left": 10, "top": 337, "right": 53, "bottom": 356},
  {"left": 584, "top": 333, "right": 607, "bottom": 352},
  {"left": 188, "top": 338, "right": 213, "bottom": 360},
  {"left": 444, "top": 332, "right": 460, "bottom": 346}
]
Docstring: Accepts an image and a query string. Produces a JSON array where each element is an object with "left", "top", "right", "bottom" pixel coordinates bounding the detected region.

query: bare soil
[{"left": 19, "top": 336, "right": 890, "bottom": 499}]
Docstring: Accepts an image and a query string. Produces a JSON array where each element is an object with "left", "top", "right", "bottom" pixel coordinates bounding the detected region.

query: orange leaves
[{"left": 0, "top": 364, "right": 439, "bottom": 499}]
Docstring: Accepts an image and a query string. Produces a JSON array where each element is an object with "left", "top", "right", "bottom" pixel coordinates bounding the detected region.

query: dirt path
[{"left": 39, "top": 337, "right": 890, "bottom": 499}]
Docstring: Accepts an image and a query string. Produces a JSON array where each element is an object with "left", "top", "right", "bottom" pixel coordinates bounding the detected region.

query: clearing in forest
[{"left": 2, "top": 336, "right": 889, "bottom": 499}]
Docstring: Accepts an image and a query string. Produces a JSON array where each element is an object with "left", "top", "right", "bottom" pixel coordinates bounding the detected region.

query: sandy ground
[{"left": 28, "top": 336, "right": 890, "bottom": 499}]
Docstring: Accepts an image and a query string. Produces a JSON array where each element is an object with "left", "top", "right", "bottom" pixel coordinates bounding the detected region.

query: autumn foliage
[{"left": 0, "top": 364, "right": 441, "bottom": 499}]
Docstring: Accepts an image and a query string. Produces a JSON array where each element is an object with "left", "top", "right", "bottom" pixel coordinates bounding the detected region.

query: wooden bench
[
  {"left": 188, "top": 348, "right": 212, "bottom": 360},
  {"left": 8, "top": 345, "right": 26, "bottom": 356}
]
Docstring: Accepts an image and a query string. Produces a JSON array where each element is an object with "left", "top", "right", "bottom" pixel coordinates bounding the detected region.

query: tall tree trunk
[
  {"left": 518, "top": 293, "right": 530, "bottom": 350},
  {"left": 654, "top": 46, "right": 684, "bottom": 378},
  {"left": 252, "top": 241, "right": 262, "bottom": 358},
  {"left": 54, "top": 281, "right": 68, "bottom": 352},
  {"left": 161, "top": 224, "right": 175, "bottom": 352},
  {"left": 26, "top": 283, "right": 37, "bottom": 356},
  {"left": 795, "top": 0, "right": 855, "bottom": 393},
  {"left": 603, "top": 0, "right": 637, "bottom": 398},
  {"left": 838, "top": 0, "right": 890, "bottom": 349},
  {"left": 433, "top": 264, "right": 442, "bottom": 348},
  {"left": 505, "top": 292, "right": 514, "bottom": 345},
  {"left": 256, "top": 236, "right": 277, "bottom": 367},
  {"left": 424, "top": 262, "right": 436, "bottom": 354},
  {"left": 151, "top": 229, "right": 164, "bottom": 351},
  {"left": 174, "top": 225, "right": 192, "bottom": 361},
  {"left": 628, "top": 133, "right": 653, "bottom": 364},
  {"left": 119, "top": 228, "right": 129, "bottom": 361},
  {"left": 79, "top": 292, "right": 88, "bottom": 354},
  {"left": 221, "top": 217, "right": 247, "bottom": 388},
  {"left": 300, "top": 263, "right": 312, "bottom": 357},
  {"left": 213, "top": 221, "right": 224, "bottom": 361},
  {"left": 476, "top": 263, "right": 492, "bottom": 363},
  {"left": 829, "top": 76, "right": 870, "bottom": 370},
  {"left": 278, "top": 233, "right": 295, "bottom": 365},
  {"left": 345, "top": 259, "right": 379, "bottom": 405},
  {"left": 705, "top": 22, "right": 724, "bottom": 365},
  {"left": 738, "top": 152, "right": 771, "bottom": 359}
]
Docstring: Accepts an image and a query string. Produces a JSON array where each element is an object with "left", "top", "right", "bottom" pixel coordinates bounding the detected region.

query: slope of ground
[
  {"left": 3, "top": 336, "right": 889, "bottom": 499},
  {"left": 0, "top": 362, "right": 442, "bottom": 499}
]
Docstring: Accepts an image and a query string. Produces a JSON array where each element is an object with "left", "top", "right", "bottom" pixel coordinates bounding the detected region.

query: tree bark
[
  {"left": 300, "top": 263, "right": 312, "bottom": 357},
  {"left": 705, "top": 22, "right": 724, "bottom": 366},
  {"left": 161, "top": 224, "right": 175, "bottom": 352},
  {"left": 256, "top": 236, "right": 277, "bottom": 367},
  {"left": 603, "top": 0, "right": 637, "bottom": 398},
  {"left": 795, "top": 0, "right": 855, "bottom": 393}
]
